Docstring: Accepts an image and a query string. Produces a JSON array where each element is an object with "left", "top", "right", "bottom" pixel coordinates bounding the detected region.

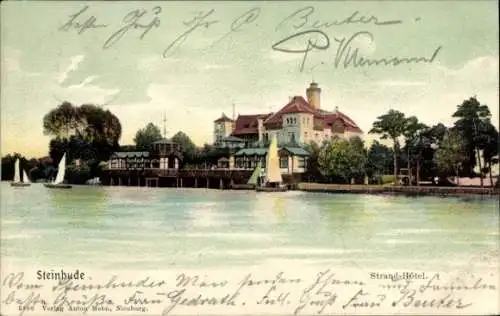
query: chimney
[{"left": 306, "top": 82, "right": 321, "bottom": 109}]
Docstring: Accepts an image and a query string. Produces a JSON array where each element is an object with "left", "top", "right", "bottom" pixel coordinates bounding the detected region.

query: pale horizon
[{"left": 1, "top": 1, "right": 498, "bottom": 158}]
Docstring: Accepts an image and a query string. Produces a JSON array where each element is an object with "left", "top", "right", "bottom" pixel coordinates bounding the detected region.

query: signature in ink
[
  {"left": 103, "top": 6, "right": 162, "bottom": 49},
  {"left": 272, "top": 30, "right": 442, "bottom": 72},
  {"left": 59, "top": 5, "right": 108, "bottom": 34},
  {"left": 272, "top": 29, "right": 330, "bottom": 72},
  {"left": 211, "top": 7, "right": 261, "bottom": 48},
  {"left": 162, "top": 9, "right": 219, "bottom": 58},
  {"left": 275, "top": 6, "right": 403, "bottom": 31}
]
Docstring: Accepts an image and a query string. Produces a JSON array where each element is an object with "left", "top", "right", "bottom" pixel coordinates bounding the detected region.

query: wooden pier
[
  {"left": 297, "top": 183, "right": 500, "bottom": 197},
  {"left": 102, "top": 169, "right": 303, "bottom": 189}
]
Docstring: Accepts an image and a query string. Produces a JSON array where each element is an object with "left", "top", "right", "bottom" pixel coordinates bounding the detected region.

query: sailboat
[
  {"left": 44, "top": 153, "right": 72, "bottom": 189},
  {"left": 246, "top": 161, "right": 262, "bottom": 189},
  {"left": 230, "top": 162, "right": 262, "bottom": 190},
  {"left": 256, "top": 135, "right": 288, "bottom": 192},
  {"left": 10, "top": 159, "right": 31, "bottom": 187}
]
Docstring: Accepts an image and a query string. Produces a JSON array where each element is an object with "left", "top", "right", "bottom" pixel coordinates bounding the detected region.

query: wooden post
[
  {"left": 128, "top": 177, "right": 131, "bottom": 186},
  {"left": 180, "top": 178, "right": 183, "bottom": 188},
  {"left": 206, "top": 177, "right": 210, "bottom": 189},
  {"left": 219, "top": 178, "right": 223, "bottom": 190},
  {"left": 194, "top": 178, "right": 198, "bottom": 188}
]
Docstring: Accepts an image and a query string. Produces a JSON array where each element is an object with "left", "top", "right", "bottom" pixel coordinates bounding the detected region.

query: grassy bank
[{"left": 297, "top": 182, "right": 499, "bottom": 197}]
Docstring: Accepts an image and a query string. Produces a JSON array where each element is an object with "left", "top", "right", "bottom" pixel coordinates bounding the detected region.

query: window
[
  {"left": 298, "top": 157, "right": 306, "bottom": 168},
  {"left": 280, "top": 157, "right": 288, "bottom": 169},
  {"left": 290, "top": 133, "right": 296, "bottom": 143}
]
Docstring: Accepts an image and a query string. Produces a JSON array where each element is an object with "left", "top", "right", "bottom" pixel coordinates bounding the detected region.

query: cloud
[
  {"left": 373, "top": 55, "right": 498, "bottom": 129},
  {"left": 1, "top": 46, "right": 42, "bottom": 78},
  {"left": 266, "top": 50, "right": 303, "bottom": 63},
  {"left": 203, "top": 64, "right": 231, "bottom": 70},
  {"left": 103, "top": 83, "right": 221, "bottom": 146},
  {"left": 373, "top": 80, "right": 428, "bottom": 87},
  {"left": 55, "top": 83, "right": 120, "bottom": 106},
  {"left": 57, "top": 55, "right": 85, "bottom": 85},
  {"left": 67, "top": 75, "right": 98, "bottom": 89}
]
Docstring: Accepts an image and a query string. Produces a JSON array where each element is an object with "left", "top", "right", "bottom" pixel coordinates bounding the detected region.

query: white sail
[
  {"left": 22, "top": 169, "right": 31, "bottom": 183},
  {"left": 54, "top": 153, "right": 66, "bottom": 185},
  {"left": 13, "top": 159, "right": 21, "bottom": 183},
  {"left": 265, "top": 135, "right": 282, "bottom": 183}
]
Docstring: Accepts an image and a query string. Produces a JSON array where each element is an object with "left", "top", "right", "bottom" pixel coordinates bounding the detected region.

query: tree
[
  {"left": 78, "top": 104, "right": 122, "bottom": 149},
  {"left": 417, "top": 123, "right": 449, "bottom": 181},
  {"left": 348, "top": 136, "right": 368, "bottom": 183},
  {"left": 318, "top": 137, "right": 367, "bottom": 183},
  {"left": 427, "top": 123, "right": 447, "bottom": 144},
  {"left": 43, "top": 101, "right": 79, "bottom": 138},
  {"left": 171, "top": 131, "right": 197, "bottom": 162},
  {"left": 366, "top": 141, "right": 394, "bottom": 183},
  {"left": 480, "top": 123, "right": 500, "bottom": 186},
  {"left": 403, "top": 116, "right": 428, "bottom": 185},
  {"left": 434, "top": 130, "right": 468, "bottom": 185},
  {"left": 43, "top": 102, "right": 122, "bottom": 162},
  {"left": 452, "top": 97, "right": 492, "bottom": 185},
  {"left": 369, "top": 109, "right": 407, "bottom": 184},
  {"left": 134, "top": 123, "right": 163, "bottom": 151},
  {"left": 1, "top": 153, "right": 21, "bottom": 181},
  {"left": 303, "top": 141, "right": 326, "bottom": 182},
  {"left": 1, "top": 153, "right": 40, "bottom": 181}
]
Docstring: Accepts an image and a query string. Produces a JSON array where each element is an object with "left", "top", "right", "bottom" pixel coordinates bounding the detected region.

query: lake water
[{"left": 1, "top": 182, "right": 498, "bottom": 272}]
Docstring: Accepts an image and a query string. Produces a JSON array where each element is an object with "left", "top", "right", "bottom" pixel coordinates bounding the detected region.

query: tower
[
  {"left": 232, "top": 102, "right": 236, "bottom": 132},
  {"left": 306, "top": 82, "right": 321, "bottom": 109},
  {"left": 163, "top": 112, "right": 167, "bottom": 138}
]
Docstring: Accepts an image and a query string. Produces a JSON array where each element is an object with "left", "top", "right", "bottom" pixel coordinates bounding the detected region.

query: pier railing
[{"left": 297, "top": 183, "right": 500, "bottom": 197}]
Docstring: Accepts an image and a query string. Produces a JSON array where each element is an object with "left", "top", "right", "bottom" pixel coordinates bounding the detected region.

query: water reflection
[
  {"left": 252, "top": 192, "right": 294, "bottom": 224},
  {"left": 272, "top": 195, "right": 287, "bottom": 221},
  {"left": 48, "top": 186, "right": 109, "bottom": 228},
  {"left": 2, "top": 182, "right": 499, "bottom": 270}
]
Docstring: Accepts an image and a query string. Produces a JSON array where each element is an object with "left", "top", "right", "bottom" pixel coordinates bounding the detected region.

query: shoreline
[
  {"left": 4, "top": 181, "right": 498, "bottom": 198},
  {"left": 296, "top": 183, "right": 499, "bottom": 198}
]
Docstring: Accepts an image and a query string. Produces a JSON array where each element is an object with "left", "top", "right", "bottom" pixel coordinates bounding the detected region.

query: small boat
[
  {"left": 236, "top": 161, "right": 262, "bottom": 190},
  {"left": 231, "top": 184, "right": 256, "bottom": 190},
  {"left": 255, "top": 185, "right": 288, "bottom": 192},
  {"left": 256, "top": 135, "right": 288, "bottom": 192},
  {"left": 10, "top": 159, "right": 31, "bottom": 187},
  {"left": 44, "top": 153, "right": 72, "bottom": 189}
]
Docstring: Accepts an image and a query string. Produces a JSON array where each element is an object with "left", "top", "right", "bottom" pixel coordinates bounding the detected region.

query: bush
[
  {"left": 65, "top": 163, "right": 91, "bottom": 184},
  {"left": 380, "top": 174, "right": 396, "bottom": 185}
]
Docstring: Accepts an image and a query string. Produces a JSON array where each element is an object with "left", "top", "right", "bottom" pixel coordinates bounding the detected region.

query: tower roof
[{"left": 214, "top": 113, "right": 234, "bottom": 123}]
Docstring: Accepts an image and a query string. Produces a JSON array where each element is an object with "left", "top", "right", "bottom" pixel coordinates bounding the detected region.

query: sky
[{"left": 1, "top": 1, "right": 498, "bottom": 157}]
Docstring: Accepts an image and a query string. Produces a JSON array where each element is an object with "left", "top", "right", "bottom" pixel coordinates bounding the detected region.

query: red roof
[
  {"left": 264, "top": 96, "right": 318, "bottom": 127},
  {"left": 230, "top": 95, "right": 363, "bottom": 135},
  {"left": 214, "top": 113, "right": 233, "bottom": 123},
  {"left": 232, "top": 113, "right": 272, "bottom": 135},
  {"left": 324, "top": 111, "right": 363, "bottom": 133}
]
